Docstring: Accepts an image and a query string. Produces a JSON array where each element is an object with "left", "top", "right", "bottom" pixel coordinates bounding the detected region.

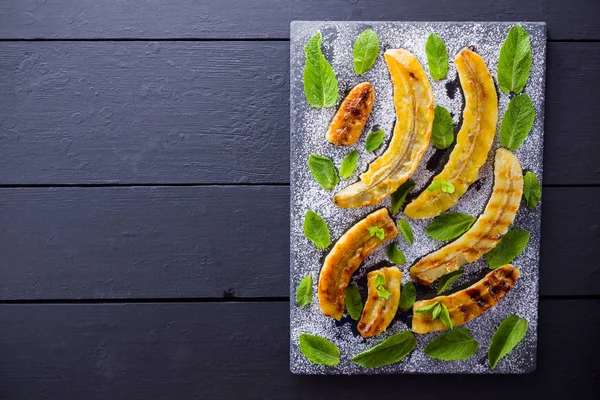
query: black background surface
[{"left": 0, "top": 1, "right": 598, "bottom": 399}]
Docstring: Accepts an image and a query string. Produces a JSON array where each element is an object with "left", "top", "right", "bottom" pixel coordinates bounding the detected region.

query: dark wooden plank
[
  {"left": 0, "top": 300, "right": 597, "bottom": 399},
  {"left": 1, "top": 42, "right": 599, "bottom": 185},
  {"left": 0, "top": 186, "right": 597, "bottom": 300},
  {"left": 0, "top": 0, "right": 599, "bottom": 40}
]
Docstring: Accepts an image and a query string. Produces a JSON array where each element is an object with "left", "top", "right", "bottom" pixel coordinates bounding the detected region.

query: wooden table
[{"left": 0, "top": 1, "right": 598, "bottom": 398}]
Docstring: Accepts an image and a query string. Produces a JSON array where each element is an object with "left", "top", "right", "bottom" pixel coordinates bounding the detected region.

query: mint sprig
[
  {"left": 431, "top": 105, "right": 454, "bottom": 150},
  {"left": 424, "top": 328, "right": 479, "bottom": 361},
  {"left": 308, "top": 154, "right": 339, "bottom": 191},
  {"left": 500, "top": 93, "right": 535, "bottom": 151},
  {"left": 298, "top": 333, "right": 341, "bottom": 366},
  {"left": 437, "top": 269, "right": 464, "bottom": 294},
  {"left": 353, "top": 29, "right": 379, "bottom": 75},
  {"left": 425, "top": 33, "right": 449, "bottom": 80},
  {"left": 427, "top": 179, "right": 455, "bottom": 194},
  {"left": 303, "top": 210, "right": 331, "bottom": 249},
  {"left": 303, "top": 32, "right": 339, "bottom": 107},
  {"left": 397, "top": 219, "right": 414, "bottom": 246},
  {"left": 365, "top": 129, "right": 385, "bottom": 152},
  {"left": 375, "top": 274, "right": 390, "bottom": 299},
  {"left": 498, "top": 25, "right": 532, "bottom": 94},
  {"left": 398, "top": 282, "right": 416, "bottom": 312},
  {"left": 295, "top": 275, "right": 313, "bottom": 308},
  {"left": 390, "top": 180, "right": 415, "bottom": 214},
  {"left": 339, "top": 150, "right": 359, "bottom": 179},
  {"left": 387, "top": 244, "right": 406, "bottom": 265},
  {"left": 415, "top": 301, "right": 452, "bottom": 329},
  {"left": 368, "top": 226, "right": 385, "bottom": 240},
  {"left": 488, "top": 315, "right": 528, "bottom": 369},
  {"left": 523, "top": 171, "right": 541, "bottom": 209},
  {"left": 345, "top": 285, "right": 363, "bottom": 320},
  {"left": 351, "top": 331, "right": 416, "bottom": 368},
  {"left": 426, "top": 212, "right": 475, "bottom": 241},
  {"left": 484, "top": 228, "right": 530, "bottom": 269}
]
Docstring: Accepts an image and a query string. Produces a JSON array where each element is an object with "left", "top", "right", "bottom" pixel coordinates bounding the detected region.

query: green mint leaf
[
  {"left": 424, "top": 328, "right": 479, "bottom": 361},
  {"left": 308, "top": 154, "right": 339, "bottom": 191},
  {"left": 397, "top": 219, "right": 414, "bottom": 246},
  {"left": 414, "top": 301, "right": 440, "bottom": 314},
  {"left": 427, "top": 179, "right": 455, "bottom": 194},
  {"left": 303, "top": 210, "right": 331, "bottom": 249},
  {"left": 377, "top": 285, "right": 390, "bottom": 300},
  {"left": 431, "top": 105, "right": 454, "bottom": 150},
  {"left": 425, "top": 212, "right": 476, "bottom": 241},
  {"left": 399, "top": 282, "right": 416, "bottom": 312},
  {"left": 303, "top": 31, "right": 339, "bottom": 108},
  {"left": 431, "top": 303, "right": 442, "bottom": 320},
  {"left": 298, "top": 333, "right": 341, "bottom": 366},
  {"left": 425, "top": 33, "right": 449, "bottom": 80},
  {"left": 353, "top": 28, "right": 380, "bottom": 75},
  {"left": 437, "top": 269, "right": 464, "bottom": 294},
  {"left": 351, "top": 331, "right": 416, "bottom": 368},
  {"left": 345, "top": 285, "right": 363, "bottom": 320},
  {"left": 390, "top": 180, "right": 415, "bottom": 214},
  {"left": 498, "top": 25, "right": 532, "bottom": 94},
  {"left": 439, "top": 303, "right": 453, "bottom": 329},
  {"left": 500, "top": 93, "right": 535, "bottom": 151},
  {"left": 375, "top": 274, "right": 386, "bottom": 287},
  {"left": 339, "top": 150, "right": 359, "bottom": 179},
  {"left": 488, "top": 314, "right": 528, "bottom": 369},
  {"left": 295, "top": 275, "right": 313, "bottom": 308},
  {"left": 484, "top": 228, "right": 531, "bottom": 269},
  {"left": 365, "top": 129, "right": 385, "bottom": 152},
  {"left": 523, "top": 171, "right": 541, "bottom": 209},
  {"left": 369, "top": 226, "right": 385, "bottom": 240},
  {"left": 387, "top": 244, "right": 406, "bottom": 265}
]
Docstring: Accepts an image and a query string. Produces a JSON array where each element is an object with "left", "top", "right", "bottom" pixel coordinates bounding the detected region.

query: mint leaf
[
  {"left": 498, "top": 25, "right": 532, "bottom": 94},
  {"left": 345, "top": 285, "right": 363, "bottom": 320},
  {"left": 387, "top": 244, "right": 406, "bottom": 265},
  {"left": 298, "top": 333, "right": 340, "bottom": 366},
  {"left": 437, "top": 269, "right": 464, "bottom": 294},
  {"left": 303, "top": 210, "right": 331, "bottom": 249},
  {"left": 439, "top": 303, "right": 453, "bottom": 329},
  {"left": 424, "top": 328, "right": 479, "bottom": 361},
  {"left": 375, "top": 274, "right": 386, "bottom": 287},
  {"left": 369, "top": 226, "right": 385, "bottom": 240},
  {"left": 431, "top": 303, "right": 442, "bottom": 320},
  {"left": 488, "top": 315, "right": 528, "bottom": 369},
  {"left": 399, "top": 282, "right": 416, "bottom": 312},
  {"left": 390, "top": 180, "right": 415, "bottom": 214},
  {"left": 427, "top": 179, "right": 455, "bottom": 194},
  {"left": 425, "top": 33, "right": 449, "bottom": 80},
  {"left": 523, "top": 171, "right": 541, "bottom": 209},
  {"left": 375, "top": 274, "right": 390, "bottom": 299},
  {"left": 351, "top": 331, "right": 416, "bottom": 368},
  {"left": 500, "top": 93, "right": 535, "bottom": 151},
  {"left": 303, "top": 32, "right": 339, "bottom": 108},
  {"left": 397, "top": 219, "right": 414, "bottom": 246},
  {"left": 365, "top": 129, "right": 385, "bottom": 152},
  {"left": 339, "top": 150, "right": 359, "bottom": 179},
  {"left": 431, "top": 105, "right": 454, "bottom": 150},
  {"left": 308, "top": 154, "right": 339, "bottom": 191},
  {"left": 414, "top": 302, "right": 440, "bottom": 314},
  {"left": 484, "top": 228, "right": 530, "bottom": 269},
  {"left": 426, "top": 212, "right": 475, "bottom": 241},
  {"left": 353, "top": 29, "right": 379, "bottom": 75},
  {"left": 296, "top": 275, "right": 313, "bottom": 308}
]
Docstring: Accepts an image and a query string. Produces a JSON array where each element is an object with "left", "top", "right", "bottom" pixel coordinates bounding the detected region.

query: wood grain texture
[
  {"left": 0, "top": 300, "right": 597, "bottom": 399},
  {"left": 0, "top": 42, "right": 599, "bottom": 185},
  {"left": 0, "top": 186, "right": 597, "bottom": 300},
  {"left": 0, "top": 0, "right": 599, "bottom": 40}
]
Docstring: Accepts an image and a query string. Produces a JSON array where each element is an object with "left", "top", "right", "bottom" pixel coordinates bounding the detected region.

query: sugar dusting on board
[{"left": 290, "top": 22, "right": 546, "bottom": 374}]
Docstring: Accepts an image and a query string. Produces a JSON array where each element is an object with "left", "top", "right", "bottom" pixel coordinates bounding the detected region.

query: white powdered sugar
[{"left": 290, "top": 21, "right": 546, "bottom": 374}]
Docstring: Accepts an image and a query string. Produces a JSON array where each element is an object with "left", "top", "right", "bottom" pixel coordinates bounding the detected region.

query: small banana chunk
[
  {"left": 318, "top": 208, "right": 398, "bottom": 320},
  {"left": 358, "top": 267, "right": 402, "bottom": 338},
  {"left": 326, "top": 82, "right": 375, "bottom": 146},
  {"left": 412, "top": 265, "right": 520, "bottom": 334}
]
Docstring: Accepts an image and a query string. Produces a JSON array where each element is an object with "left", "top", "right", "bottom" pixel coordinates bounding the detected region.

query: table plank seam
[{"left": 0, "top": 38, "right": 598, "bottom": 43}]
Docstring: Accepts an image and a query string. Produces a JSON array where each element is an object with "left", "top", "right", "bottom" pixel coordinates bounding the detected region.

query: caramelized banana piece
[
  {"left": 318, "top": 208, "right": 398, "bottom": 320},
  {"left": 405, "top": 48, "right": 498, "bottom": 219},
  {"left": 326, "top": 82, "right": 375, "bottom": 146},
  {"left": 333, "top": 49, "right": 434, "bottom": 208},
  {"left": 358, "top": 267, "right": 402, "bottom": 338},
  {"left": 412, "top": 265, "right": 520, "bottom": 334},
  {"left": 411, "top": 149, "right": 523, "bottom": 285}
]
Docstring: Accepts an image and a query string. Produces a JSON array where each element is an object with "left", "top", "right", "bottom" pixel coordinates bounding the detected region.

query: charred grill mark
[
  {"left": 466, "top": 288, "right": 487, "bottom": 309},
  {"left": 409, "top": 71, "right": 418, "bottom": 80}
]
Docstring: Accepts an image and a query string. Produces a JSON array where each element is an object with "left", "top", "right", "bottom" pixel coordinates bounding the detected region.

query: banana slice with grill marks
[
  {"left": 333, "top": 49, "right": 434, "bottom": 208},
  {"left": 412, "top": 265, "right": 520, "bottom": 334},
  {"left": 410, "top": 148, "right": 523, "bottom": 285},
  {"left": 358, "top": 267, "right": 402, "bottom": 338},
  {"left": 318, "top": 208, "right": 398, "bottom": 320},
  {"left": 326, "top": 82, "right": 375, "bottom": 146},
  {"left": 404, "top": 48, "right": 498, "bottom": 219}
]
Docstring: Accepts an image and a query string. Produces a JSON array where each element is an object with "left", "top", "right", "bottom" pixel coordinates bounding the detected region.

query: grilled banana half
[
  {"left": 358, "top": 267, "right": 402, "bottom": 338},
  {"left": 410, "top": 148, "right": 523, "bottom": 285},
  {"left": 326, "top": 82, "right": 375, "bottom": 146},
  {"left": 333, "top": 49, "right": 434, "bottom": 208},
  {"left": 412, "top": 265, "right": 520, "bottom": 334},
  {"left": 404, "top": 48, "right": 498, "bottom": 219},
  {"left": 318, "top": 208, "right": 398, "bottom": 320}
]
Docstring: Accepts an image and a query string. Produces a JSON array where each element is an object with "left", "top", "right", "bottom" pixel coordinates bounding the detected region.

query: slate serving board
[{"left": 290, "top": 21, "right": 546, "bottom": 374}]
